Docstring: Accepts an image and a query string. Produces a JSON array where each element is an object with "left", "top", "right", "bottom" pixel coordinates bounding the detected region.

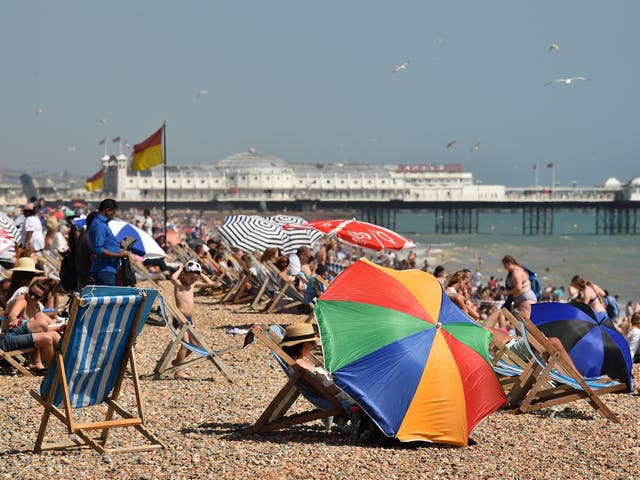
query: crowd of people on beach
[{"left": 1, "top": 197, "right": 640, "bottom": 382}]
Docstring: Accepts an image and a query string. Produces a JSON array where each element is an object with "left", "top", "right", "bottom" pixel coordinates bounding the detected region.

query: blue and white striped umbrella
[
  {"left": 269, "top": 215, "right": 324, "bottom": 254},
  {"left": 109, "top": 219, "right": 165, "bottom": 259},
  {"left": 219, "top": 215, "right": 322, "bottom": 255}
]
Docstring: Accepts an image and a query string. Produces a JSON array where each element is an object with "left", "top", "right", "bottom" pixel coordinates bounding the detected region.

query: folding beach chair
[
  {"left": 30, "top": 286, "right": 165, "bottom": 454},
  {"left": 153, "top": 296, "right": 234, "bottom": 382},
  {"left": 497, "top": 309, "right": 625, "bottom": 422},
  {"left": 0, "top": 343, "right": 35, "bottom": 376},
  {"left": 245, "top": 325, "right": 349, "bottom": 434}
]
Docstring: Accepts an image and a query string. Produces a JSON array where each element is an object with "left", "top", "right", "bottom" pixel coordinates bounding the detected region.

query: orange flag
[{"left": 131, "top": 126, "right": 163, "bottom": 171}]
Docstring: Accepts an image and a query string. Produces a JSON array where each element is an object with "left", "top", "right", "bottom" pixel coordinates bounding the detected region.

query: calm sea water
[{"left": 395, "top": 211, "right": 639, "bottom": 307}]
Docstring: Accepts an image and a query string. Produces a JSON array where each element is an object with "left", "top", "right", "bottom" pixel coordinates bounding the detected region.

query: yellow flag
[
  {"left": 131, "top": 126, "right": 163, "bottom": 171},
  {"left": 85, "top": 169, "right": 104, "bottom": 192}
]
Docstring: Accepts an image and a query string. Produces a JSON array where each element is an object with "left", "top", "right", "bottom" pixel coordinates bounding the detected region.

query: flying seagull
[
  {"left": 548, "top": 43, "right": 560, "bottom": 52},
  {"left": 196, "top": 89, "right": 209, "bottom": 97},
  {"left": 470, "top": 142, "right": 481, "bottom": 153},
  {"left": 67, "top": 146, "right": 77, "bottom": 152},
  {"left": 545, "top": 76, "right": 591, "bottom": 86},
  {"left": 392, "top": 61, "right": 409, "bottom": 73},
  {"left": 35, "top": 107, "right": 45, "bottom": 115},
  {"left": 97, "top": 116, "right": 109, "bottom": 124},
  {"left": 446, "top": 140, "right": 457, "bottom": 150}
]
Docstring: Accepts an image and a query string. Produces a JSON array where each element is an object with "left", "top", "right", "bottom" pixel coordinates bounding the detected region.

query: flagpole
[{"left": 163, "top": 121, "right": 168, "bottom": 237}]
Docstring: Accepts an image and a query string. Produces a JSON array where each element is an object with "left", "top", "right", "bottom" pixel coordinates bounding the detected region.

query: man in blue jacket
[{"left": 88, "top": 198, "right": 128, "bottom": 286}]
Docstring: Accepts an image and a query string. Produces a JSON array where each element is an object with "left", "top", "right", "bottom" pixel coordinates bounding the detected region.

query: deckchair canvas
[
  {"left": 30, "top": 286, "right": 164, "bottom": 454},
  {"left": 498, "top": 309, "right": 625, "bottom": 422},
  {"left": 245, "top": 325, "right": 347, "bottom": 434},
  {"left": 153, "top": 296, "right": 234, "bottom": 382}
]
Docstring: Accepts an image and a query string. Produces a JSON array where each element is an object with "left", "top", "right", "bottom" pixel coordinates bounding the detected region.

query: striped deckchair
[{"left": 30, "top": 286, "right": 165, "bottom": 454}]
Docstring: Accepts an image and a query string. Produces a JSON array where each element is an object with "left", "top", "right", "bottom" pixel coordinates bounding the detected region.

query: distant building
[{"left": 88, "top": 148, "right": 506, "bottom": 203}]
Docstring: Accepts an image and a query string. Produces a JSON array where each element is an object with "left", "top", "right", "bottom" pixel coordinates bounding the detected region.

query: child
[{"left": 170, "top": 260, "right": 215, "bottom": 379}]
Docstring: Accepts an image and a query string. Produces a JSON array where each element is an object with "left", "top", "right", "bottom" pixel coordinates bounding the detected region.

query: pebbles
[{"left": 1, "top": 283, "right": 640, "bottom": 479}]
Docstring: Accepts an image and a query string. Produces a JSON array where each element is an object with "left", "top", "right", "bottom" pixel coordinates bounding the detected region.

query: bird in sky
[
  {"left": 124, "top": 140, "right": 131, "bottom": 149},
  {"left": 545, "top": 76, "right": 591, "bottom": 86},
  {"left": 97, "top": 116, "right": 109, "bottom": 124},
  {"left": 35, "top": 107, "right": 45, "bottom": 115},
  {"left": 470, "top": 142, "right": 481, "bottom": 152},
  {"left": 196, "top": 89, "right": 209, "bottom": 97},
  {"left": 391, "top": 61, "right": 409, "bottom": 73},
  {"left": 446, "top": 140, "right": 457, "bottom": 150},
  {"left": 548, "top": 43, "right": 560, "bottom": 52},
  {"left": 67, "top": 146, "right": 77, "bottom": 152}
]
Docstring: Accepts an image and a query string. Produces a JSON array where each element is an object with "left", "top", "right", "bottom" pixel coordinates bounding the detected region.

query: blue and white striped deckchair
[
  {"left": 30, "top": 286, "right": 164, "bottom": 454},
  {"left": 246, "top": 325, "right": 349, "bottom": 434},
  {"left": 500, "top": 309, "right": 625, "bottom": 422},
  {"left": 153, "top": 295, "right": 234, "bottom": 381}
]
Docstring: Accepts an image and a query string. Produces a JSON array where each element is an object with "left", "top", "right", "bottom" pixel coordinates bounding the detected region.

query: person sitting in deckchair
[
  {"left": 1, "top": 280, "right": 63, "bottom": 373},
  {"left": 170, "top": 260, "right": 215, "bottom": 379},
  {"left": 280, "top": 323, "right": 353, "bottom": 407}
]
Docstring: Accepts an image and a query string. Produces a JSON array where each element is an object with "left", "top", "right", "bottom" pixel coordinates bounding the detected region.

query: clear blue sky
[{"left": 2, "top": 1, "right": 638, "bottom": 187}]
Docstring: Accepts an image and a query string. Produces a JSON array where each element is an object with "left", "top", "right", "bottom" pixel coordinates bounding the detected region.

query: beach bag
[
  {"left": 59, "top": 249, "right": 76, "bottom": 291},
  {"left": 120, "top": 256, "right": 137, "bottom": 287}
]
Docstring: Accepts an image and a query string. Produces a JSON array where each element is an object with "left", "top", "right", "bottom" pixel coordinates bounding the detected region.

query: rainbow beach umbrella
[{"left": 315, "top": 259, "right": 506, "bottom": 446}]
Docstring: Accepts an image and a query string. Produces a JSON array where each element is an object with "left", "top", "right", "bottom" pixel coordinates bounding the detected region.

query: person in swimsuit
[
  {"left": 502, "top": 255, "right": 536, "bottom": 319},
  {"left": 569, "top": 275, "right": 608, "bottom": 322}
]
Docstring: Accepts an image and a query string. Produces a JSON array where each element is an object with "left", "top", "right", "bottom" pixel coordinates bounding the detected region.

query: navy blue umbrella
[{"left": 530, "top": 302, "right": 632, "bottom": 392}]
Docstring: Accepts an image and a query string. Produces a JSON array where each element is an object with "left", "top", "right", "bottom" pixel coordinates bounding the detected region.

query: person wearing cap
[
  {"left": 21, "top": 203, "right": 45, "bottom": 253},
  {"left": 169, "top": 260, "right": 216, "bottom": 379},
  {"left": 88, "top": 199, "right": 129, "bottom": 286}
]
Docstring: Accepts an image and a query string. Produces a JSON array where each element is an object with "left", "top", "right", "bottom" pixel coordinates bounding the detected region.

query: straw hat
[
  {"left": 280, "top": 323, "right": 320, "bottom": 347},
  {"left": 9, "top": 257, "right": 39, "bottom": 273}
]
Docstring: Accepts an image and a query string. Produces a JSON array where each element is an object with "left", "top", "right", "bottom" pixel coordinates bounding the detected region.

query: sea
[{"left": 394, "top": 210, "right": 639, "bottom": 308}]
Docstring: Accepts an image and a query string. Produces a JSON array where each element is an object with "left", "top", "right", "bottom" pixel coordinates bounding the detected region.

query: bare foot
[{"left": 174, "top": 370, "right": 191, "bottom": 379}]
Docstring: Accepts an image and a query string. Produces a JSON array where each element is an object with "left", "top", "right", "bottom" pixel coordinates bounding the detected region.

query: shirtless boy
[{"left": 170, "top": 260, "right": 215, "bottom": 379}]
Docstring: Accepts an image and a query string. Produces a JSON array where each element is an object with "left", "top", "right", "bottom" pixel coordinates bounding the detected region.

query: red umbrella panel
[
  {"left": 315, "top": 258, "right": 506, "bottom": 446},
  {"left": 285, "top": 219, "right": 415, "bottom": 251}
]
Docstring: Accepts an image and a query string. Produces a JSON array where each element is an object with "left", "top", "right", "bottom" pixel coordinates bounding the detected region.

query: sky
[{"left": 1, "top": 1, "right": 639, "bottom": 187}]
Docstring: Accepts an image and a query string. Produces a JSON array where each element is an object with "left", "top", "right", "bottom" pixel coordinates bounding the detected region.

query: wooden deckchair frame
[
  {"left": 30, "top": 292, "right": 165, "bottom": 454},
  {"left": 245, "top": 326, "right": 345, "bottom": 434},
  {"left": 0, "top": 345, "right": 35, "bottom": 376},
  {"left": 499, "top": 309, "right": 625, "bottom": 422},
  {"left": 153, "top": 295, "right": 234, "bottom": 382}
]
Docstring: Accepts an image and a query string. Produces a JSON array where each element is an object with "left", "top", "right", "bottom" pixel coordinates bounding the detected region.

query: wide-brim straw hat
[
  {"left": 280, "top": 323, "right": 320, "bottom": 347},
  {"left": 9, "top": 257, "right": 39, "bottom": 273}
]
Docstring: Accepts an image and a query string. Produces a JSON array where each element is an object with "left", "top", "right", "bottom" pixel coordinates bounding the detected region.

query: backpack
[
  {"left": 59, "top": 249, "right": 77, "bottom": 291},
  {"left": 524, "top": 267, "right": 542, "bottom": 300}
]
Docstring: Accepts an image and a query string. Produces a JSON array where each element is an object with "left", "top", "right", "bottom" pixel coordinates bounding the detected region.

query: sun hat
[
  {"left": 9, "top": 257, "right": 39, "bottom": 273},
  {"left": 183, "top": 260, "right": 202, "bottom": 274},
  {"left": 280, "top": 323, "right": 320, "bottom": 347}
]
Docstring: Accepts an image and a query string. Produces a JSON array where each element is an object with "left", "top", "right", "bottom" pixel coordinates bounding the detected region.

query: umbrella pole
[{"left": 163, "top": 121, "right": 168, "bottom": 236}]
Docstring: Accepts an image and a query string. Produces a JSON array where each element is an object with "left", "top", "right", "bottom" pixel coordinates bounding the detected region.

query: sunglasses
[{"left": 28, "top": 290, "right": 43, "bottom": 300}]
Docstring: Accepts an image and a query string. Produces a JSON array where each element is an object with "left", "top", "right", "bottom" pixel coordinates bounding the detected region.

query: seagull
[
  {"left": 446, "top": 140, "right": 457, "bottom": 150},
  {"left": 470, "top": 142, "right": 481, "bottom": 152},
  {"left": 196, "top": 89, "right": 209, "bottom": 97},
  {"left": 124, "top": 140, "right": 131, "bottom": 149},
  {"left": 67, "top": 146, "right": 77, "bottom": 152},
  {"left": 392, "top": 61, "right": 409, "bottom": 73},
  {"left": 35, "top": 107, "right": 45, "bottom": 115},
  {"left": 545, "top": 76, "right": 591, "bottom": 86},
  {"left": 548, "top": 43, "right": 560, "bottom": 52},
  {"left": 97, "top": 116, "right": 109, "bottom": 124}
]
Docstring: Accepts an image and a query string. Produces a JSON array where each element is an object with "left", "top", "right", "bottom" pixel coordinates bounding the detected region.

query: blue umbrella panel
[{"left": 530, "top": 302, "right": 632, "bottom": 391}]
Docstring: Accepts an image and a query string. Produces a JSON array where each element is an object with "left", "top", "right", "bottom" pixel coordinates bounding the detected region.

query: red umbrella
[{"left": 285, "top": 219, "right": 415, "bottom": 251}]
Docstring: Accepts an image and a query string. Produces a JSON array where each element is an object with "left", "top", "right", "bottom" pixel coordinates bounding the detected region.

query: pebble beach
[{"left": 2, "top": 280, "right": 639, "bottom": 480}]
